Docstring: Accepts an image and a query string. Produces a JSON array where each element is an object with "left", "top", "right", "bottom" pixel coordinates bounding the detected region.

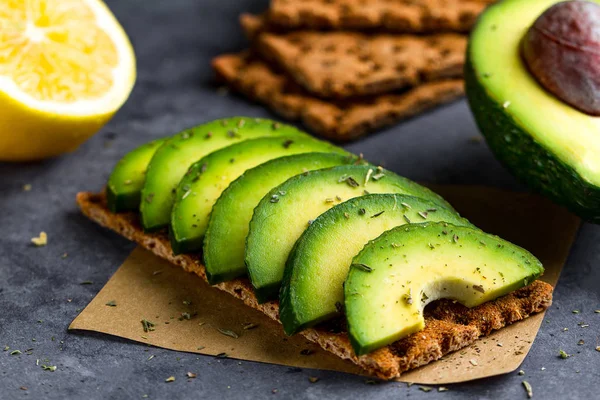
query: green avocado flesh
[
  {"left": 345, "top": 222, "right": 544, "bottom": 356},
  {"left": 170, "top": 137, "right": 346, "bottom": 255},
  {"left": 279, "top": 194, "right": 474, "bottom": 335},
  {"left": 203, "top": 152, "right": 360, "bottom": 284},
  {"left": 106, "top": 139, "right": 167, "bottom": 213},
  {"left": 140, "top": 117, "right": 307, "bottom": 232},
  {"left": 245, "top": 165, "right": 455, "bottom": 303},
  {"left": 466, "top": 0, "right": 600, "bottom": 221}
]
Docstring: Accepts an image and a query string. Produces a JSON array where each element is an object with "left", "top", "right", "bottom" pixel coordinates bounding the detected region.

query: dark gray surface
[{"left": 1, "top": 0, "right": 599, "bottom": 399}]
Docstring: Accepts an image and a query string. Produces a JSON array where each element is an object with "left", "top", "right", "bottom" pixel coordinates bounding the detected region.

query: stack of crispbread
[{"left": 212, "top": 0, "right": 497, "bottom": 141}]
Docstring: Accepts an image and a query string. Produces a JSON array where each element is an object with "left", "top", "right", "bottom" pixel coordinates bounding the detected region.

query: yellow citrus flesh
[{"left": 0, "top": 0, "right": 136, "bottom": 161}]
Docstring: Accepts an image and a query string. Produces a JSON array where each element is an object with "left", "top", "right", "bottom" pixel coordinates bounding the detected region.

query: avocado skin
[
  {"left": 106, "top": 186, "right": 138, "bottom": 214},
  {"left": 465, "top": 57, "right": 600, "bottom": 222},
  {"left": 169, "top": 228, "right": 200, "bottom": 256}
]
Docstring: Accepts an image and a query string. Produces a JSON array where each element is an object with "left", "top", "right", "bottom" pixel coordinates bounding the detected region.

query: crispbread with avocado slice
[{"left": 75, "top": 190, "right": 553, "bottom": 380}]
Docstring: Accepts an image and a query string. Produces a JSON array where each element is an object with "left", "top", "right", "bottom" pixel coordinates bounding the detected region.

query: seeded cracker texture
[
  {"left": 242, "top": 14, "right": 466, "bottom": 98},
  {"left": 211, "top": 52, "right": 465, "bottom": 141},
  {"left": 267, "top": 0, "right": 497, "bottom": 33},
  {"left": 76, "top": 190, "right": 553, "bottom": 380}
]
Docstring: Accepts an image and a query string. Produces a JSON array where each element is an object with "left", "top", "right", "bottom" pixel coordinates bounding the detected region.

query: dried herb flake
[
  {"left": 522, "top": 381, "right": 533, "bottom": 399},
  {"left": 217, "top": 328, "right": 239, "bottom": 339},
  {"left": 558, "top": 350, "right": 569, "bottom": 359},
  {"left": 351, "top": 263, "right": 372, "bottom": 273},
  {"left": 473, "top": 285, "right": 485, "bottom": 294},
  {"left": 141, "top": 319, "right": 156, "bottom": 332},
  {"left": 345, "top": 176, "right": 359, "bottom": 188}
]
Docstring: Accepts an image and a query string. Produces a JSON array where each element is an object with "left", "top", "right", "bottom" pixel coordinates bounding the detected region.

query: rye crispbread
[
  {"left": 211, "top": 52, "right": 464, "bottom": 141},
  {"left": 76, "top": 190, "right": 553, "bottom": 380},
  {"left": 242, "top": 14, "right": 466, "bottom": 98},
  {"left": 267, "top": 0, "right": 496, "bottom": 33}
]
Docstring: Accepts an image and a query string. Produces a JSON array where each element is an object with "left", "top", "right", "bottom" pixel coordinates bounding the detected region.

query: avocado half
[{"left": 466, "top": 0, "right": 600, "bottom": 222}]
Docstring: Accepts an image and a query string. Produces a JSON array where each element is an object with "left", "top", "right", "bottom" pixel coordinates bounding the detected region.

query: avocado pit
[{"left": 522, "top": 0, "right": 600, "bottom": 116}]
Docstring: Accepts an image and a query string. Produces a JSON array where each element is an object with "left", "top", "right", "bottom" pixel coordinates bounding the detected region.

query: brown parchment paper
[{"left": 70, "top": 185, "right": 580, "bottom": 384}]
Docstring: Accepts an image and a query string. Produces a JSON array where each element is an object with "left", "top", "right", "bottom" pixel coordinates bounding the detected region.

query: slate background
[{"left": 1, "top": 0, "right": 599, "bottom": 399}]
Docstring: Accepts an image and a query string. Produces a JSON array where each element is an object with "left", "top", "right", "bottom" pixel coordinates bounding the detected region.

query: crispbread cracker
[
  {"left": 256, "top": 29, "right": 466, "bottom": 98},
  {"left": 76, "top": 190, "right": 553, "bottom": 380},
  {"left": 211, "top": 52, "right": 464, "bottom": 141},
  {"left": 268, "top": 0, "right": 495, "bottom": 33}
]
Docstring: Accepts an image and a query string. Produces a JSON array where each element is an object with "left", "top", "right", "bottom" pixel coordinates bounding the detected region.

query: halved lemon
[{"left": 0, "top": 0, "right": 136, "bottom": 161}]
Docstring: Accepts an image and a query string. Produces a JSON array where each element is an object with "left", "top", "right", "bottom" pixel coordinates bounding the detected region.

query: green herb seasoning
[
  {"left": 351, "top": 263, "right": 372, "bottom": 273},
  {"left": 522, "top": 381, "right": 533, "bottom": 399},
  {"left": 179, "top": 312, "right": 192, "bottom": 320},
  {"left": 141, "top": 319, "right": 156, "bottom": 332},
  {"left": 364, "top": 169, "right": 373, "bottom": 186},
  {"left": 473, "top": 285, "right": 485, "bottom": 294},
  {"left": 217, "top": 328, "right": 239, "bottom": 339},
  {"left": 558, "top": 350, "right": 569, "bottom": 359},
  {"left": 345, "top": 176, "right": 359, "bottom": 188}
]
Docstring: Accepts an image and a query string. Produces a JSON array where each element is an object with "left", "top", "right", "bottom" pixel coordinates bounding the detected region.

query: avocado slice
[
  {"left": 106, "top": 138, "right": 167, "bottom": 213},
  {"left": 140, "top": 117, "right": 307, "bottom": 232},
  {"left": 245, "top": 165, "right": 455, "bottom": 303},
  {"left": 466, "top": 0, "right": 600, "bottom": 222},
  {"left": 279, "top": 194, "right": 474, "bottom": 335},
  {"left": 170, "top": 136, "right": 346, "bottom": 254},
  {"left": 345, "top": 222, "right": 544, "bottom": 356},
  {"left": 203, "top": 152, "right": 361, "bottom": 284}
]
